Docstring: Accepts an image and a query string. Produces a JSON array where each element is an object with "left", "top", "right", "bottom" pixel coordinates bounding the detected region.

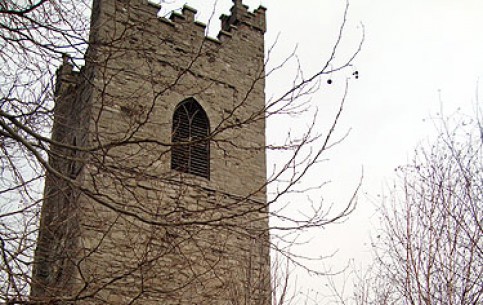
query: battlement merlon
[
  {"left": 221, "top": 0, "right": 267, "bottom": 33},
  {"left": 55, "top": 54, "right": 80, "bottom": 97}
]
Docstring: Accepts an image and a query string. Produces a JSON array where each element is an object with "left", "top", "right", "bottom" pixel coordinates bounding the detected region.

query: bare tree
[
  {"left": 0, "top": 0, "right": 363, "bottom": 304},
  {"left": 356, "top": 108, "right": 483, "bottom": 305}
]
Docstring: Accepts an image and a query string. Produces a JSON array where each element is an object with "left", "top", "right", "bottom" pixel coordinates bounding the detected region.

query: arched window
[{"left": 171, "top": 98, "right": 210, "bottom": 179}]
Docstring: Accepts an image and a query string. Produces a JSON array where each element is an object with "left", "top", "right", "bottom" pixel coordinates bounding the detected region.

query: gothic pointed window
[{"left": 171, "top": 98, "right": 210, "bottom": 179}]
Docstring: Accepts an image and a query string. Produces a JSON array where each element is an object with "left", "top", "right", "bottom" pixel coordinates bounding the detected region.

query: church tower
[{"left": 31, "top": 1, "right": 270, "bottom": 305}]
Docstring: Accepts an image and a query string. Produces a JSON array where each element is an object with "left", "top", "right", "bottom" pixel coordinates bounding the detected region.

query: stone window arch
[{"left": 171, "top": 98, "right": 210, "bottom": 179}]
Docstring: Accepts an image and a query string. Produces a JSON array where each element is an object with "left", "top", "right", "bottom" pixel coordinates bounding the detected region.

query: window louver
[{"left": 171, "top": 99, "right": 210, "bottom": 179}]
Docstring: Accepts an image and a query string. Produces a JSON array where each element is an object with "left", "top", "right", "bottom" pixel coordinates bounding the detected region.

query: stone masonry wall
[{"left": 31, "top": 1, "right": 270, "bottom": 305}]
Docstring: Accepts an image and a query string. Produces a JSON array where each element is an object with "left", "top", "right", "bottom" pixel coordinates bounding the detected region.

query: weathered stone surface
[{"left": 31, "top": 1, "right": 270, "bottom": 304}]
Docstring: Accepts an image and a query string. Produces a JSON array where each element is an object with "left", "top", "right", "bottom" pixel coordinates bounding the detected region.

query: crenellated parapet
[
  {"left": 88, "top": 0, "right": 266, "bottom": 55},
  {"left": 156, "top": 4, "right": 209, "bottom": 35},
  {"left": 221, "top": 0, "right": 266, "bottom": 33},
  {"left": 144, "top": 0, "right": 266, "bottom": 43}
]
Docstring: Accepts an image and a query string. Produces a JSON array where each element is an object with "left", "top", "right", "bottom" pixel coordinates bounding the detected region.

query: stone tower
[{"left": 31, "top": 1, "right": 270, "bottom": 305}]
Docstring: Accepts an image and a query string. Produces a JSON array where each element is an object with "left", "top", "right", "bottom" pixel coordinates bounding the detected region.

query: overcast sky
[{"left": 159, "top": 0, "right": 483, "bottom": 296}]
